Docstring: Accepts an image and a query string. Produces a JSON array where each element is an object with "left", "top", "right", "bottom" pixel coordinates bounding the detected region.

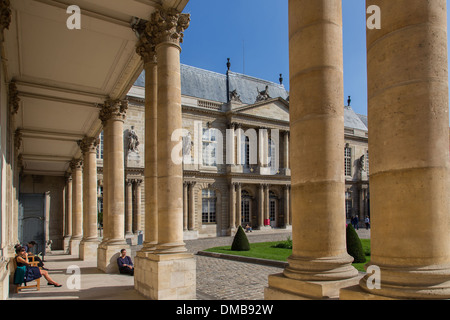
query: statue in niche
[
  {"left": 256, "top": 85, "right": 271, "bottom": 102},
  {"left": 128, "top": 126, "right": 140, "bottom": 153}
]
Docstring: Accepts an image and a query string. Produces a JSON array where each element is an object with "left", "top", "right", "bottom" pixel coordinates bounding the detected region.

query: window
[
  {"left": 96, "top": 131, "right": 104, "bottom": 159},
  {"left": 202, "top": 189, "right": 216, "bottom": 224},
  {"left": 345, "top": 190, "right": 352, "bottom": 219},
  {"left": 241, "top": 190, "right": 251, "bottom": 224},
  {"left": 344, "top": 146, "right": 352, "bottom": 176},
  {"left": 269, "top": 191, "right": 277, "bottom": 223},
  {"left": 268, "top": 137, "right": 278, "bottom": 174},
  {"left": 202, "top": 128, "right": 218, "bottom": 166}
]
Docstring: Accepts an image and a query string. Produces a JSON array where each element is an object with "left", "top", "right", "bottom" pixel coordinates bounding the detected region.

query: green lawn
[{"left": 204, "top": 239, "right": 371, "bottom": 272}]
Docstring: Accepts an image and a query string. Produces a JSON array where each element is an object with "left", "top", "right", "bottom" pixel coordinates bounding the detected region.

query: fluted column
[
  {"left": 266, "top": 0, "right": 358, "bottom": 300},
  {"left": 346, "top": 0, "right": 450, "bottom": 300},
  {"left": 79, "top": 137, "right": 100, "bottom": 260},
  {"left": 133, "top": 8, "right": 194, "bottom": 300},
  {"left": 69, "top": 158, "right": 83, "bottom": 255}
]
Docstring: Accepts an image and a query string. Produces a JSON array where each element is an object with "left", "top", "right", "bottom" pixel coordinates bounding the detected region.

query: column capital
[
  {"left": 69, "top": 158, "right": 83, "bottom": 171},
  {"left": 0, "top": 0, "right": 11, "bottom": 42},
  {"left": 14, "top": 129, "right": 22, "bottom": 152},
  {"left": 99, "top": 99, "right": 128, "bottom": 124},
  {"left": 78, "top": 136, "right": 99, "bottom": 154},
  {"left": 150, "top": 8, "right": 190, "bottom": 47},
  {"left": 9, "top": 81, "right": 20, "bottom": 115},
  {"left": 135, "top": 19, "right": 157, "bottom": 64}
]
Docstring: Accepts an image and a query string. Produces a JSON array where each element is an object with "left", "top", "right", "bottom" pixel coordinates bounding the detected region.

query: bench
[{"left": 13, "top": 255, "right": 41, "bottom": 293}]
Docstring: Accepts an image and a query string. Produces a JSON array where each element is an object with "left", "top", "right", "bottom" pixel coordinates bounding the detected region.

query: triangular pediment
[{"left": 233, "top": 98, "right": 290, "bottom": 122}]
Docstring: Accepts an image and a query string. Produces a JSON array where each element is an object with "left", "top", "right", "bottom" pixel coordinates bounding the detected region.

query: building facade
[{"left": 101, "top": 63, "right": 369, "bottom": 241}]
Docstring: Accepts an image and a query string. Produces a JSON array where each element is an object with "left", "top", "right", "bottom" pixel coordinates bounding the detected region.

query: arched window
[{"left": 202, "top": 189, "right": 216, "bottom": 224}]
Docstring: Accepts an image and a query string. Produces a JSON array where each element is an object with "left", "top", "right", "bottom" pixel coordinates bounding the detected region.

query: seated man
[
  {"left": 245, "top": 224, "right": 253, "bottom": 233},
  {"left": 21, "top": 241, "right": 48, "bottom": 270},
  {"left": 117, "top": 249, "right": 134, "bottom": 276}
]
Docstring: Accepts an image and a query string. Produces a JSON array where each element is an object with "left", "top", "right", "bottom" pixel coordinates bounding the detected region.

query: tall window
[
  {"left": 202, "top": 189, "right": 216, "bottom": 224},
  {"left": 202, "top": 128, "right": 218, "bottom": 166},
  {"left": 268, "top": 137, "right": 277, "bottom": 174},
  {"left": 241, "top": 190, "right": 251, "bottom": 224},
  {"left": 344, "top": 146, "right": 352, "bottom": 176},
  {"left": 345, "top": 190, "right": 352, "bottom": 219},
  {"left": 96, "top": 131, "right": 104, "bottom": 159},
  {"left": 269, "top": 191, "right": 277, "bottom": 224}
]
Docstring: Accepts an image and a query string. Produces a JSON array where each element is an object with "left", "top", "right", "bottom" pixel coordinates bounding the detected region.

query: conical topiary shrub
[
  {"left": 346, "top": 224, "right": 366, "bottom": 263},
  {"left": 231, "top": 225, "right": 250, "bottom": 251}
]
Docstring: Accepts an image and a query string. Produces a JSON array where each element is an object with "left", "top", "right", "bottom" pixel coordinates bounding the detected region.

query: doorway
[{"left": 18, "top": 194, "right": 46, "bottom": 256}]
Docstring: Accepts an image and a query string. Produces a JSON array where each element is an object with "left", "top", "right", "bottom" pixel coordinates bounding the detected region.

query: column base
[
  {"left": 63, "top": 236, "right": 71, "bottom": 253},
  {"left": 265, "top": 273, "right": 362, "bottom": 300},
  {"left": 97, "top": 241, "right": 130, "bottom": 274},
  {"left": 79, "top": 239, "right": 100, "bottom": 261},
  {"left": 340, "top": 285, "right": 397, "bottom": 300},
  {"left": 69, "top": 237, "right": 82, "bottom": 256},
  {"left": 134, "top": 251, "right": 196, "bottom": 300}
]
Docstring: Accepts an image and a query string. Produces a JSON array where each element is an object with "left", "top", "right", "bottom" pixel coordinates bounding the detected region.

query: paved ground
[{"left": 8, "top": 228, "right": 370, "bottom": 300}]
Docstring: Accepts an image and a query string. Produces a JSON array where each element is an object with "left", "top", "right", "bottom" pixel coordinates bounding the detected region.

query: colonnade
[{"left": 265, "top": 0, "right": 450, "bottom": 300}]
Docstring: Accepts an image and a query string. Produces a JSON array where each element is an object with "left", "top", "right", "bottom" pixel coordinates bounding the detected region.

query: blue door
[{"left": 18, "top": 194, "right": 46, "bottom": 256}]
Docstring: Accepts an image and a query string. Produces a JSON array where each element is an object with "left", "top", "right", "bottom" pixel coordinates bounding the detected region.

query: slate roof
[{"left": 133, "top": 64, "right": 367, "bottom": 131}]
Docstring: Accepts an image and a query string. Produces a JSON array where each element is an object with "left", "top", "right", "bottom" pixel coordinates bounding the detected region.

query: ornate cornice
[
  {"left": 78, "top": 136, "right": 99, "bottom": 154},
  {"left": 99, "top": 99, "right": 128, "bottom": 124}
]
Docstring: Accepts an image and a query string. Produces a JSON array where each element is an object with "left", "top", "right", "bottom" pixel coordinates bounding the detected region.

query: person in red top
[{"left": 117, "top": 249, "right": 134, "bottom": 276}]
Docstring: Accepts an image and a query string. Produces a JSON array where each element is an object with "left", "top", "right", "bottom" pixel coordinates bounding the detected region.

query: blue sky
[{"left": 181, "top": 0, "right": 450, "bottom": 118}]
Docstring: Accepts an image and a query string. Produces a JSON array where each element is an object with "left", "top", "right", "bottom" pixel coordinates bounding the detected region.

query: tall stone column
[
  {"left": 183, "top": 182, "right": 188, "bottom": 230},
  {"left": 284, "top": 131, "right": 290, "bottom": 175},
  {"left": 125, "top": 179, "right": 134, "bottom": 237},
  {"left": 283, "top": 185, "right": 291, "bottom": 228},
  {"left": 258, "top": 184, "right": 264, "bottom": 229},
  {"left": 134, "top": 179, "right": 143, "bottom": 233},
  {"left": 79, "top": 137, "right": 100, "bottom": 261},
  {"left": 69, "top": 158, "right": 83, "bottom": 255},
  {"left": 188, "top": 182, "right": 196, "bottom": 231},
  {"left": 229, "top": 182, "right": 236, "bottom": 233},
  {"left": 134, "top": 9, "right": 195, "bottom": 300},
  {"left": 63, "top": 175, "right": 72, "bottom": 253},
  {"left": 97, "top": 99, "right": 129, "bottom": 273},
  {"left": 235, "top": 183, "right": 242, "bottom": 228},
  {"left": 342, "top": 0, "right": 450, "bottom": 300},
  {"left": 266, "top": 0, "right": 359, "bottom": 300}
]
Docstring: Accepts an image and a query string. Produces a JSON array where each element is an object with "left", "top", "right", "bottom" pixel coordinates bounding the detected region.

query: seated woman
[{"left": 14, "top": 246, "right": 62, "bottom": 287}]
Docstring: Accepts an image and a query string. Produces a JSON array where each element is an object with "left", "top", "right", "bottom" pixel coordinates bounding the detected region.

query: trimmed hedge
[
  {"left": 346, "top": 224, "right": 366, "bottom": 263},
  {"left": 231, "top": 226, "right": 250, "bottom": 251}
]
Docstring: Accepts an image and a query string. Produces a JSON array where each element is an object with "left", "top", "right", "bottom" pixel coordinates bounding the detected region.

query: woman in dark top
[
  {"left": 117, "top": 249, "right": 134, "bottom": 275},
  {"left": 14, "top": 246, "right": 62, "bottom": 287}
]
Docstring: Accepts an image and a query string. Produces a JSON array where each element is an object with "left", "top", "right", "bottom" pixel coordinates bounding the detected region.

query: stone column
[
  {"left": 183, "top": 182, "right": 188, "bottom": 230},
  {"left": 283, "top": 185, "right": 290, "bottom": 228},
  {"left": 63, "top": 175, "right": 72, "bottom": 253},
  {"left": 134, "top": 9, "right": 195, "bottom": 300},
  {"left": 125, "top": 179, "right": 134, "bottom": 237},
  {"left": 97, "top": 99, "right": 129, "bottom": 273},
  {"left": 79, "top": 137, "right": 100, "bottom": 261},
  {"left": 188, "top": 182, "right": 196, "bottom": 231},
  {"left": 284, "top": 131, "right": 290, "bottom": 175},
  {"left": 266, "top": 0, "right": 359, "bottom": 300},
  {"left": 342, "top": 0, "right": 450, "bottom": 300},
  {"left": 235, "top": 183, "right": 242, "bottom": 228},
  {"left": 258, "top": 184, "right": 264, "bottom": 229},
  {"left": 69, "top": 158, "right": 83, "bottom": 255},
  {"left": 229, "top": 182, "right": 236, "bottom": 233},
  {"left": 134, "top": 179, "right": 143, "bottom": 233},
  {"left": 264, "top": 184, "right": 270, "bottom": 226}
]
